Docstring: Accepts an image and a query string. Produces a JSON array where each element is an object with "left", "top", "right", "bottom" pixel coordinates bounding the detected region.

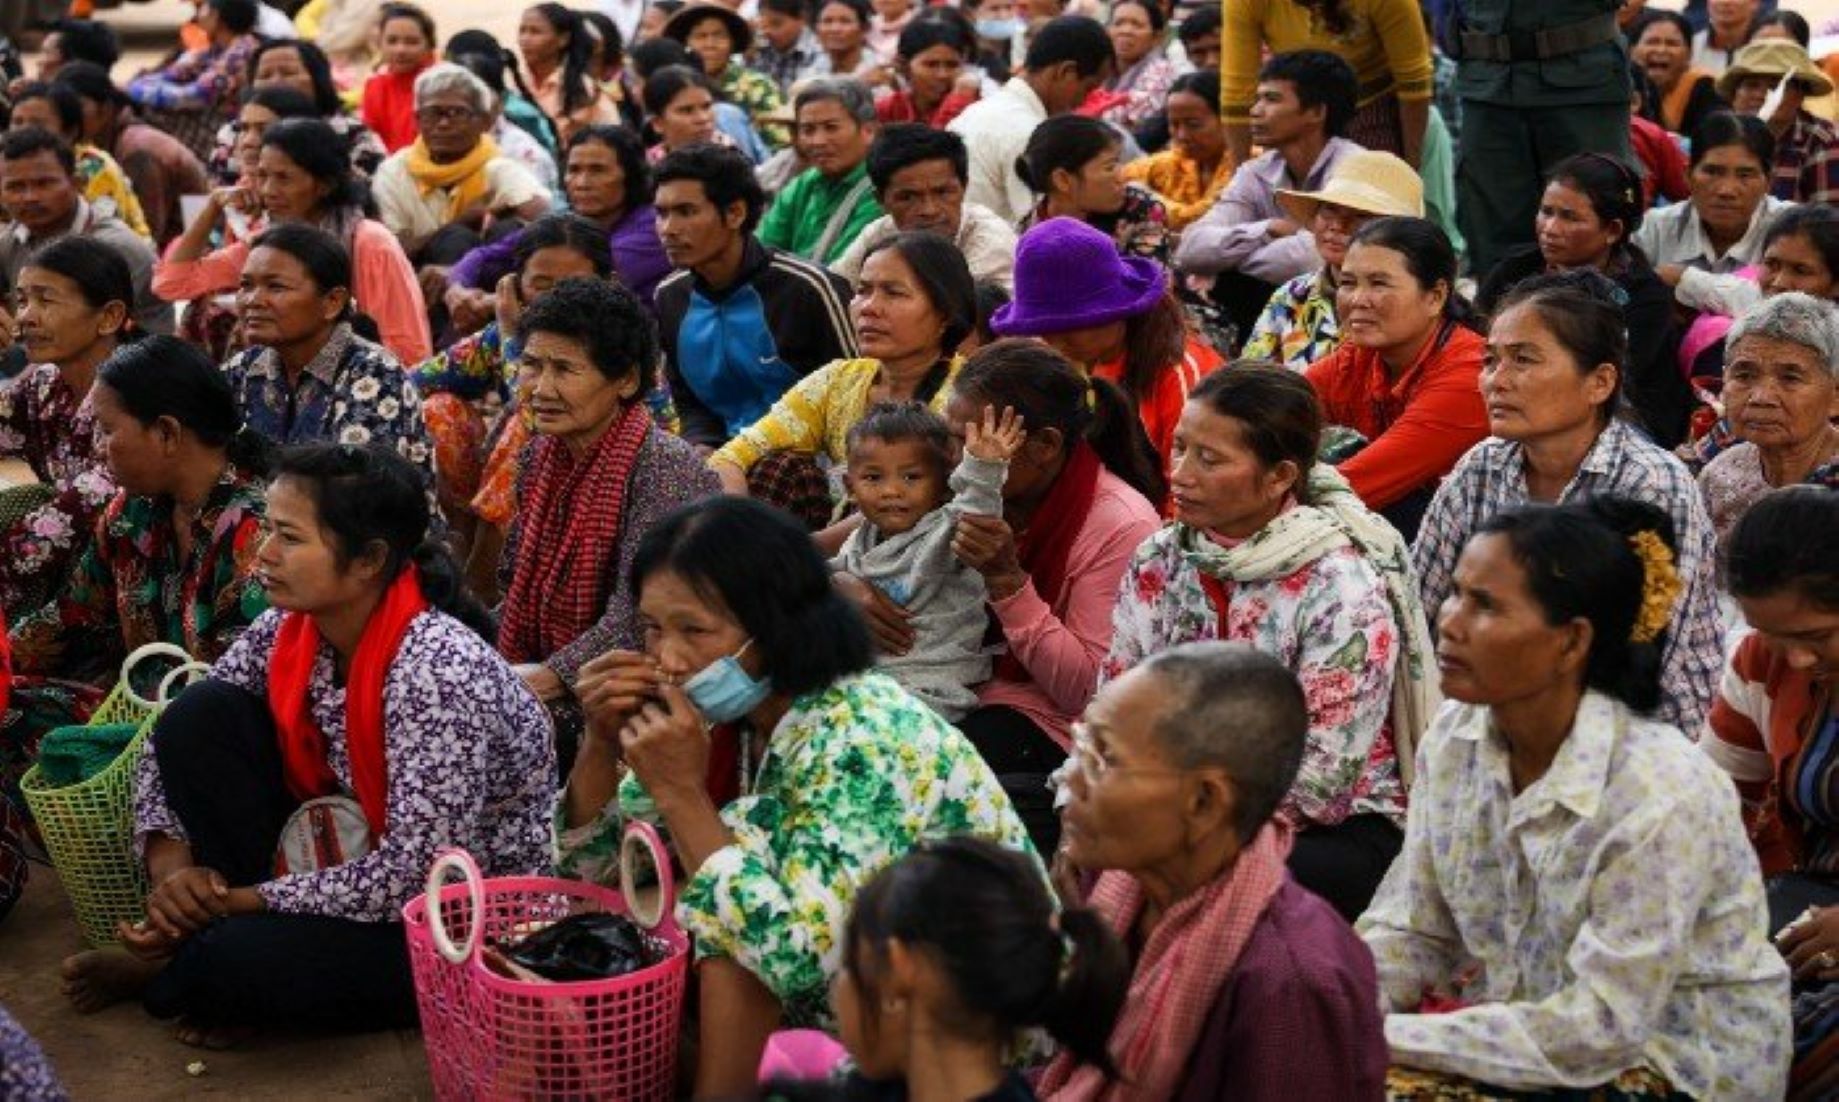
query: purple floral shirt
[
  {"left": 0, "top": 363, "right": 117, "bottom": 613},
  {"left": 0, "top": 1005, "right": 65, "bottom": 1101},
  {"left": 135, "top": 608, "right": 556, "bottom": 923}
]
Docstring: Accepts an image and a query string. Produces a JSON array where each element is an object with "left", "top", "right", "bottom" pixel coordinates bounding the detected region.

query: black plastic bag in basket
[{"left": 498, "top": 912, "right": 654, "bottom": 983}]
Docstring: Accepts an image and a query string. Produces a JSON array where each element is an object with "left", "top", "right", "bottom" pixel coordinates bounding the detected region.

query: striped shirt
[{"left": 1412, "top": 419, "right": 1723, "bottom": 736}]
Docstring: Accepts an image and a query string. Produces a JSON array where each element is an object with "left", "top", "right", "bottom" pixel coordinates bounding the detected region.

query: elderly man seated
[
  {"left": 1042, "top": 641, "right": 1388, "bottom": 1101},
  {"left": 757, "top": 77, "right": 883, "bottom": 264},
  {"left": 369, "top": 62, "right": 552, "bottom": 300},
  {"left": 831, "top": 123, "right": 1017, "bottom": 292}
]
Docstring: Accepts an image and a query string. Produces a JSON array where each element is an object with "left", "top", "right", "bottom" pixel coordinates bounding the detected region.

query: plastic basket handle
[
  {"left": 155, "top": 662, "right": 212, "bottom": 708},
  {"left": 118, "top": 643, "right": 197, "bottom": 713},
  {"left": 425, "top": 847, "right": 486, "bottom": 965},
  {"left": 620, "top": 821, "right": 676, "bottom": 932}
]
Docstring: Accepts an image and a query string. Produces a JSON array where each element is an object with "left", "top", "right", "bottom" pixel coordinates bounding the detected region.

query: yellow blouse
[
  {"left": 710, "top": 357, "right": 962, "bottom": 474},
  {"left": 75, "top": 143, "right": 151, "bottom": 241},
  {"left": 1121, "top": 148, "right": 1235, "bottom": 231}
]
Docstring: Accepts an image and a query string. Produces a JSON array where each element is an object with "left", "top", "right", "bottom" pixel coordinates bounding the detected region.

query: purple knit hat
[{"left": 991, "top": 217, "right": 1170, "bottom": 336}]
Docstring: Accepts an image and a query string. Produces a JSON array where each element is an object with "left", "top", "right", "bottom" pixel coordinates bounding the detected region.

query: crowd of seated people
[{"left": 0, "top": 1, "right": 1830, "bottom": 1098}]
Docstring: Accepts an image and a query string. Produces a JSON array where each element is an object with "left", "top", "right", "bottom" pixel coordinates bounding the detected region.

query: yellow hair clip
[{"left": 1627, "top": 530, "right": 1683, "bottom": 644}]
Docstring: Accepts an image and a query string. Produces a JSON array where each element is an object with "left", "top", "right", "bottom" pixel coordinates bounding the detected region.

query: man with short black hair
[
  {"left": 1176, "top": 50, "right": 1365, "bottom": 335},
  {"left": 0, "top": 128, "right": 170, "bottom": 337},
  {"left": 757, "top": 78, "right": 883, "bottom": 263},
  {"left": 832, "top": 123, "right": 1017, "bottom": 290},
  {"left": 1177, "top": 6, "right": 1222, "bottom": 71},
  {"left": 653, "top": 144, "right": 858, "bottom": 447},
  {"left": 948, "top": 15, "right": 1115, "bottom": 222}
]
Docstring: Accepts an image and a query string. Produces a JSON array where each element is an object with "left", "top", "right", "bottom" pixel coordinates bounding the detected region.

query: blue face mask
[
  {"left": 976, "top": 16, "right": 1025, "bottom": 39},
  {"left": 683, "top": 640, "right": 772, "bottom": 724}
]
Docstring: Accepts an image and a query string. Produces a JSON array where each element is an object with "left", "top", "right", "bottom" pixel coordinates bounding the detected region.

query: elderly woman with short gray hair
[
  {"left": 368, "top": 62, "right": 554, "bottom": 275},
  {"left": 756, "top": 78, "right": 885, "bottom": 264},
  {"left": 1699, "top": 292, "right": 1839, "bottom": 545}
]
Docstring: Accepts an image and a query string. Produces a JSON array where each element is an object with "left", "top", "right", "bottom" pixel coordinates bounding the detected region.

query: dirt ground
[{"left": 0, "top": 866, "right": 432, "bottom": 1099}]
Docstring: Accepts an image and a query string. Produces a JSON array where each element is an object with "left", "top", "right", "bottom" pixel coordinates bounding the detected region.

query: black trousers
[
  {"left": 141, "top": 680, "right": 417, "bottom": 1032},
  {"left": 1289, "top": 813, "right": 1404, "bottom": 923},
  {"left": 957, "top": 705, "right": 1067, "bottom": 858}
]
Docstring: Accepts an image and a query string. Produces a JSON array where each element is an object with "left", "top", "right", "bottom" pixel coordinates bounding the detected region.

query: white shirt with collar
[
  {"left": 1632, "top": 194, "right": 1793, "bottom": 277},
  {"left": 949, "top": 76, "right": 1049, "bottom": 224}
]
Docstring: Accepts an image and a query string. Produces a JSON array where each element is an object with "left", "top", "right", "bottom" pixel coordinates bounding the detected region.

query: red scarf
[
  {"left": 498, "top": 402, "right": 652, "bottom": 665},
  {"left": 994, "top": 442, "right": 1102, "bottom": 682},
  {"left": 268, "top": 565, "right": 429, "bottom": 836}
]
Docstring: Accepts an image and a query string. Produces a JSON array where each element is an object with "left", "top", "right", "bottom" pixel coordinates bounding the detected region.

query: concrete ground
[{"left": 0, "top": 865, "right": 431, "bottom": 1099}]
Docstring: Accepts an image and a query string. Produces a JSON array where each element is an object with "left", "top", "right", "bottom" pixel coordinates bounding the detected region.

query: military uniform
[{"left": 1448, "top": 0, "right": 1632, "bottom": 273}]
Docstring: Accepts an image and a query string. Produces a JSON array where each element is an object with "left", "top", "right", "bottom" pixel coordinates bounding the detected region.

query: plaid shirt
[
  {"left": 1412, "top": 420, "right": 1722, "bottom": 736},
  {"left": 1771, "top": 111, "right": 1839, "bottom": 205}
]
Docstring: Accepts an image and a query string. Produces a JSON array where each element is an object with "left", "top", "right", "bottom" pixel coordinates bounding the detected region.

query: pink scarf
[{"left": 1038, "top": 822, "right": 1294, "bottom": 1102}]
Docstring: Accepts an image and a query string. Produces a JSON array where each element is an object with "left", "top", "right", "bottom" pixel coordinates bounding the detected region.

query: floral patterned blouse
[
  {"left": 1357, "top": 693, "right": 1791, "bottom": 1099},
  {"left": 1697, "top": 441, "right": 1839, "bottom": 549},
  {"left": 1102, "top": 524, "right": 1406, "bottom": 827},
  {"left": 0, "top": 364, "right": 116, "bottom": 616},
  {"left": 718, "top": 60, "right": 788, "bottom": 149},
  {"left": 135, "top": 608, "right": 557, "bottom": 922},
  {"left": 10, "top": 465, "right": 269, "bottom": 676},
  {"left": 1240, "top": 268, "right": 1342, "bottom": 371},
  {"left": 207, "top": 113, "right": 389, "bottom": 187},
  {"left": 125, "top": 35, "right": 259, "bottom": 113},
  {"left": 1019, "top": 183, "right": 1171, "bottom": 264},
  {"left": 221, "top": 323, "right": 435, "bottom": 488},
  {"left": 1119, "top": 146, "right": 1234, "bottom": 231},
  {"left": 74, "top": 144, "right": 151, "bottom": 241},
  {"left": 556, "top": 670, "right": 1036, "bottom": 1026}
]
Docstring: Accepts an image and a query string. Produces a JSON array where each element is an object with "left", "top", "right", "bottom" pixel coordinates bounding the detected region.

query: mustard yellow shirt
[
  {"left": 710, "top": 357, "right": 961, "bottom": 474},
  {"left": 75, "top": 143, "right": 151, "bottom": 242},
  {"left": 1222, "top": 0, "right": 1434, "bottom": 124},
  {"left": 1121, "top": 148, "right": 1235, "bottom": 231}
]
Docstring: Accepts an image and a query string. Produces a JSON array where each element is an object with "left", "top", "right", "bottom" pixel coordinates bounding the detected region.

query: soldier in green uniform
[{"left": 1444, "top": 0, "right": 1632, "bottom": 273}]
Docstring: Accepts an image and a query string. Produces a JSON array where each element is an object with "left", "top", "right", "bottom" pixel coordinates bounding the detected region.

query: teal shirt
[
  {"left": 1420, "top": 107, "right": 1466, "bottom": 259},
  {"left": 756, "top": 161, "right": 884, "bottom": 265}
]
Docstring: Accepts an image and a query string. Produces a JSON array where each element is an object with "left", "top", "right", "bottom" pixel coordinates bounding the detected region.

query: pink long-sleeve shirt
[
  {"left": 152, "top": 218, "right": 432, "bottom": 364},
  {"left": 977, "top": 466, "right": 1161, "bottom": 749}
]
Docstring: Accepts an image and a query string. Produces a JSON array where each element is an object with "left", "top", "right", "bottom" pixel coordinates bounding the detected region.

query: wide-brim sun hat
[
  {"left": 662, "top": 3, "right": 754, "bottom": 57},
  {"left": 1716, "top": 39, "right": 1835, "bottom": 101},
  {"left": 1275, "top": 149, "right": 1425, "bottom": 227},
  {"left": 990, "top": 217, "right": 1170, "bottom": 336}
]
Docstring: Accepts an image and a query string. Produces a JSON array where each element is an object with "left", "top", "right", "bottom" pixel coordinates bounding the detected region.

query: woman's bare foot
[
  {"left": 60, "top": 950, "right": 162, "bottom": 1013},
  {"left": 174, "top": 1019, "right": 258, "bottom": 1050}
]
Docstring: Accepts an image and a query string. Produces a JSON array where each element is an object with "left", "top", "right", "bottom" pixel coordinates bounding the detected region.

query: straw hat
[
  {"left": 662, "top": 3, "right": 754, "bottom": 57},
  {"left": 1275, "top": 150, "right": 1424, "bottom": 227},
  {"left": 991, "top": 218, "right": 1170, "bottom": 336},
  {"left": 1716, "top": 40, "right": 1835, "bottom": 101}
]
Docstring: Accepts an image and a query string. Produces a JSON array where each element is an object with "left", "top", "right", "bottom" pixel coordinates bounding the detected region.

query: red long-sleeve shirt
[
  {"left": 1630, "top": 114, "right": 1691, "bottom": 206},
  {"left": 1304, "top": 321, "right": 1488, "bottom": 510}
]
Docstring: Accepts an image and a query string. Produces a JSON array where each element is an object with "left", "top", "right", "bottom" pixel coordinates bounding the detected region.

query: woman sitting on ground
[
  {"left": 989, "top": 218, "right": 1221, "bottom": 480},
  {"left": 1120, "top": 69, "right": 1232, "bottom": 233},
  {"left": 497, "top": 277, "right": 718, "bottom": 763},
  {"left": 838, "top": 341, "right": 1164, "bottom": 854},
  {"left": 0, "top": 238, "right": 135, "bottom": 620},
  {"left": 558, "top": 495, "right": 1032, "bottom": 1098},
  {"left": 640, "top": 64, "right": 740, "bottom": 163},
  {"left": 1104, "top": 365, "right": 1435, "bottom": 921},
  {"left": 60, "top": 444, "right": 555, "bottom": 1048},
  {"left": 219, "top": 224, "right": 436, "bottom": 493},
  {"left": 1476, "top": 153, "right": 1684, "bottom": 448},
  {"left": 875, "top": 16, "right": 980, "bottom": 130},
  {"left": 1413, "top": 271, "right": 1725, "bottom": 737},
  {"left": 1015, "top": 116, "right": 1170, "bottom": 264},
  {"left": 1361, "top": 496, "right": 1789, "bottom": 1100},
  {"left": 709, "top": 232, "right": 976, "bottom": 534},
  {"left": 157, "top": 117, "right": 432, "bottom": 365},
  {"left": 124, "top": 0, "right": 262, "bottom": 160},
  {"left": 1697, "top": 294, "right": 1839, "bottom": 546},
  {"left": 1240, "top": 148, "right": 1424, "bottom": 371},
  {"left": 1047, "top": 642, "right": 1389, "bottom": 1100},
  {"left": 8, "top": 337, "right": 270, "bottom": 748},
  {"left": 1702, "top": 489, "right": 1839, "bottom": 1099},
  {"left": 1303, "top": 216, "right": 1488, "bottom": 540}
]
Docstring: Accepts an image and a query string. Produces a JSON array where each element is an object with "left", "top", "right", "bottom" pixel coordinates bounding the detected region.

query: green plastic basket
[{"left": 20, "top": 644, "right": 210, "bottom": 948}]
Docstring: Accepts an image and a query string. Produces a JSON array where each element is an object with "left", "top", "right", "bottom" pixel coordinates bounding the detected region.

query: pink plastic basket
[{"left": 401, "top": 824, "right": 690, "bottom": 1101}]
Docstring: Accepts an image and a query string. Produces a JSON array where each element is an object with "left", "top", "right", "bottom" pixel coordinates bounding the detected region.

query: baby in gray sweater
[{"left": 830, "top": 401, "right": 1024, "bottom": 720}]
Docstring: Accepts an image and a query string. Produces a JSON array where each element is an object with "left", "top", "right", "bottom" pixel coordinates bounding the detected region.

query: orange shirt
[
  {"left": 1092, "top": 334, "right": 1224, "bottom": 491},
  {"left": 1304, "top": 321, "right": 1487, "bottom": 510}
]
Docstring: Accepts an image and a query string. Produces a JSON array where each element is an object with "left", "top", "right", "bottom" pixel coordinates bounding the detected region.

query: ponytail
[
  {"left": 843, "top": 837, "right": 1129, "bottom": 1079},
  {"left": 411, "top": 540, "right": 494, "bottom": 640},
  {"left": 225, "top": 426, "right": 276, "bottom": 480},
  {"left": 954, "top": 340, "right": 1167, "bottom": 506}
]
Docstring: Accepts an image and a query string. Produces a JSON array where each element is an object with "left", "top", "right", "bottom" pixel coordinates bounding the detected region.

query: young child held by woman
[{"left": 830, "top": 402, "right": 1022, "bottom": 720}]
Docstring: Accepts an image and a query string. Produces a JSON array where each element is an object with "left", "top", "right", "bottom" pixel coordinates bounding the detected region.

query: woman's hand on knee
[{"left": 145, "top": 867, "right": 230, "bottom": 939}]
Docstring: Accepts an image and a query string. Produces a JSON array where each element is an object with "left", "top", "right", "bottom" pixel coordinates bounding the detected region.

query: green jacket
[
  {"left": 1453, "top": 0, "right": 1629, "bottom": 107},
  {"left": 757, "top": 161, "right": 885, "bottom": 264}
]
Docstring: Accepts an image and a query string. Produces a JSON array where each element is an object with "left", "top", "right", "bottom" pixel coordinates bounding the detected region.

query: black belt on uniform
[{"left": 1455, "top": 13, "right": 1620, "bottom": 63}]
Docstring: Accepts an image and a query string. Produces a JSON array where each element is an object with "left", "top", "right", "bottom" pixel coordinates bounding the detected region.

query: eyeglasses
[
  {"left": 415, "top": 105, "right": 478, "bottom": 125},
  {"left": 1067, "top": 723, "right": 1186, "bottom": 787}
]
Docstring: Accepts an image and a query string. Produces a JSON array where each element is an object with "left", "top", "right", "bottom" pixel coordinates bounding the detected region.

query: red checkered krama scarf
[
  {"left": 498, "top": 401, "right": 652, "bottom": 664},
  {"left": 1038, "top": 821, "right": 1294, "bottom": 1102}
]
